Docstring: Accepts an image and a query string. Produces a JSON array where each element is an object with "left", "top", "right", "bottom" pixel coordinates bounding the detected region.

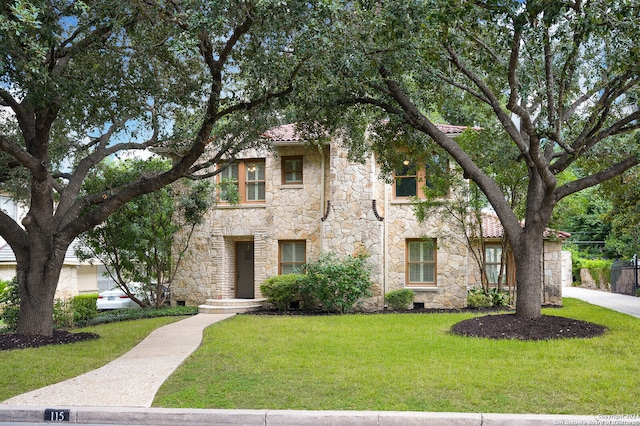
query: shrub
[
  {"left": 81, "top": 305, "right": 199, "bottom": 326},
  {"left": 385, "top": 289, "right": 414, "bottom": 311},
  {"left": 260, "top": 274, "right": 305, "bottom": 311},
  {"left": 581, "top": 258, "right": 612, "bottom": 289},
  {"left": 0, "top": 277, "right": 20, "bottom": 330},
  {"left": 488, "top": 288, "right": 511, "bottom": 307},
  {"left": 53, "top": 298, "right": 74, "bottom": 328},
  {"left": 466, "top": 287, "right": 493, "bottom": 308},
  {"left": 71, "top": 293, "right": 99, "bottom": 323},
  {"left": 570, "top": 249, "right": 612, "bottom": 288},
  {"left": 299, "top": 251, "right": 373, "bottom": 314}
]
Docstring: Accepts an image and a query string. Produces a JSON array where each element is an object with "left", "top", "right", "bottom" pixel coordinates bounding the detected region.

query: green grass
[
  {"left": 154, "top": 299, "right": 640, "bottom": 414},
  {"left": 0, "top": 316, "right": 186, "bottom": 402}
]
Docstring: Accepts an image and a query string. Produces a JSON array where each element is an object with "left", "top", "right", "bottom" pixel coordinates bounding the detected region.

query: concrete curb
[{"left": 0, "top": 406, "right": 603, "bottom": 425}]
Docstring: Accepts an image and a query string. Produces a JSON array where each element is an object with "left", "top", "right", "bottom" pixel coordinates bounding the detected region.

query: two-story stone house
[{"left": 172, "top": 124, "right": 565, "bottom": 312}]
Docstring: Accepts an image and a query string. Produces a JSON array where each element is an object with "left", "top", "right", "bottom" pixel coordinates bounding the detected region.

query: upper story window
[
  {"left": 218, "top": 159, "right": 265, "bottom": 203},
  {"left": 219, "top": 163, "right": 239, "bottom": 202},
  {"left": 406, "top": 239, "right": 436, "bottom": 286},
  {"left": 245, "top": 160, "right": 265, "bottom": 201},
  {"left": 394, "top": 162, "right": 419, "bottom": 197},
  {"left": 393, "top": 156, "right": 449, "bottom": 199},
  {"left": 282, "top": 156, "right": 303, "bottom": 185}
]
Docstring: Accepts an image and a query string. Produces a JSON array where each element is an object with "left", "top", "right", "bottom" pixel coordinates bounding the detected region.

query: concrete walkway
[
  {"left": 2, "top": 313, "right": 235, "bottom": 407},
  {"left": 562, "top": 286, "right": 640, "bottom": 318}
]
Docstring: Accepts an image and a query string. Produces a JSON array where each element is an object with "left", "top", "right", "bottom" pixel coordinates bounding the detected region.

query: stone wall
[
  {"left": 542, "top": 241, "right": 563, "bottom": 305},
  {"left": 321, "top": 149, "right": 384, "bottom": 309},
  {"left": 172, "top": 144, "right": 327, "bottom": 305},
  {"left": 579, "top": 268, "right": 610, "bottom": 292},
  {"left": 386, "top": 199, "right": 469, "bottom": 309}
]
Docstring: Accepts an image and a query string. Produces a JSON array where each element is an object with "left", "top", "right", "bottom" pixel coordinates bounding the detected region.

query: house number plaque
[{"left": 44, "top": 409, "right": 70, "bottom": 422}]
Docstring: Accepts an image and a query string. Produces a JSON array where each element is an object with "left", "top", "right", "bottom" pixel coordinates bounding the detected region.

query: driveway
[{"left": 562, "top": 286, "right": 640, "bottom": 318}]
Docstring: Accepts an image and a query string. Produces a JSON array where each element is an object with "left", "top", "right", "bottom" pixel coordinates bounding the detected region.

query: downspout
[
  {"left": 319, "top": 144, "right": 325, "bottom": 251},
  {"left": 383, "top": 160, "right": 389, "bottom": 298}
]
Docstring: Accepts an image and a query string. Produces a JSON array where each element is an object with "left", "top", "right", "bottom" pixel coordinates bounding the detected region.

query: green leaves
[
  {"left": 299, "top": 251, "right": 374, "bottom": 314},
  {"left": 77, "top": 158, "right": 214, "bottom": 308}
]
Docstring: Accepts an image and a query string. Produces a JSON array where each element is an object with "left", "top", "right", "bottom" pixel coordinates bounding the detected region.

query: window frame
[
  {"left": 393, "top": 162, "right": 419, "bottom": 198},
  {"left": 282, "top": 156, "right": 303, "bottom": 185},
  {"left": 279, "top": 240, "right": 306, "bottom": 275},
  {"left": 484, "top": 243, "right": 506, "bottom": 285},
  {"left": 405, "top": 238, "right": 437, "bottom": 287},
  {"left": 245, "top": 160, "right": 266, "bottom": 202},
  {"left": 217, "top": 159, "right": 266, "bottom": 204},
  {"left": 393, "top": 157, "right": 450, "bottom": 199}
]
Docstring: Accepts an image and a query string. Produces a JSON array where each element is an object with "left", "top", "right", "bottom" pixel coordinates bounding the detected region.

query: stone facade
[{"left": 174, "top": 130, "right": 563, "bottom": 310}]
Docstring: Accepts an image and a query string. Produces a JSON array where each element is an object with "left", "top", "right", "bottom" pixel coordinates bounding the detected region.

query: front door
[{"left": 236, "top": 241, "right": 255, "bottom": 299}]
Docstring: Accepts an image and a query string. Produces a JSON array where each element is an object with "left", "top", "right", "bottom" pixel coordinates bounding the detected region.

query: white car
[{"left": 96, "top": 285, "right": 142, "bottom": 310}]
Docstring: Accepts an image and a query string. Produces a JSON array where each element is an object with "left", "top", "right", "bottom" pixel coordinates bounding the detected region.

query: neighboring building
[
  {"left": 173, "top": 124, "right": 567, "bottom": 311},
  {"left": 0, "top": 243, "right": 106, "bottom": 298}
]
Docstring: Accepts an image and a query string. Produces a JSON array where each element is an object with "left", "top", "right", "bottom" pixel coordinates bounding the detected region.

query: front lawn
[{"left": 154, "top": 298, "right": 640, "bottom": 414}]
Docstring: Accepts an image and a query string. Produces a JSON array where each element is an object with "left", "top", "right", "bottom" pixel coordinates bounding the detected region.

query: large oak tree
[
  {"left": 0, "top": 0, "right": 335, "bottom": 336},
  {"left": 296, "top": 0, "right": 640, "bottom": 318}
]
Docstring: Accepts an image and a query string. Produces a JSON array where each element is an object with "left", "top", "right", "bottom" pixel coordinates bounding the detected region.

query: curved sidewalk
[
  {"left": 562, "top": 286, "right": 640, "bottom": 318},
  {"left": 2, "top": 313, "right": 235, "bottom": 407}
]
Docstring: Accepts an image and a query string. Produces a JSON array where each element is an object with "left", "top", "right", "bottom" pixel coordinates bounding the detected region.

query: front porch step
[{"left": 199, "top": 298, "right": 267, "bottom": 314}]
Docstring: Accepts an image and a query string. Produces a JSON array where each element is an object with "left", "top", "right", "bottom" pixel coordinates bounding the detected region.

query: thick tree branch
[
  {"left": 555, "top": 156, "right": 640, "bottom": 200},
  {"left": 0, "top": 135, "right": 40, "bottom": 173},
  {"left": 542, "top": 26, "right": 556, "bottom": 131},
  {"left": 379, "top": 67, "right": 524, "bottom": 241},
  {"left": 503, "top": 18, "right": 556, "bottom": 191},
  {"left": 434, "top": 71, "right": 489, "bottom": 104},
  {"left": 0, "top": 210, "right": 29, "bottom": 257}
]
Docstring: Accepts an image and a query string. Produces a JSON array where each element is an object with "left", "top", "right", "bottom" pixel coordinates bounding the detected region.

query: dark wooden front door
[{"left": 236, "top": 241, "right": 255, "bottom": 299}]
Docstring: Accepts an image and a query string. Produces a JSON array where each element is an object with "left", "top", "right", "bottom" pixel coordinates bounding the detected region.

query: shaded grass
[
  {"left": 0, "top": 316, "right": 186, "bottom": 402},
  {"left": 154, "top": 299, "right": 640, "bottom": 414}
]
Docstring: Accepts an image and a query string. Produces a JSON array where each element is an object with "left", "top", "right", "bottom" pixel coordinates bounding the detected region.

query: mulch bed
[
  {"left": 248, "top": 306, "right": 608, "bottom": 341},
  {"left": 451, "top": 314, "right": 608, "bottom": 340},
  {"left": 0, "top": 330, "right": 100, "bottom": 351}
]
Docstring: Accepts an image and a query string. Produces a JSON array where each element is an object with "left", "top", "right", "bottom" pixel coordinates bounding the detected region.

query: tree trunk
[
  {"left": 512, "top": 230, "right": 544, "bottom": 319},
  {"left": 15, "top": 237, "right": 67, "bottom": 336}
]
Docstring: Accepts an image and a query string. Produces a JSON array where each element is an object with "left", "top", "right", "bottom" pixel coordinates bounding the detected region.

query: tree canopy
[
  {"left": 77, "top": 158, "right": 215, "bottom": 309},
  {"left": 0, "top": 0, "right": 339, "bottom": 335},
  {"left": 292, "top": 0, "right": 640, "bottom": 318}
]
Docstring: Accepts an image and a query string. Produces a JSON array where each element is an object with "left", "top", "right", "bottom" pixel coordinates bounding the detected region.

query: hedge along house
[{"left": 171, "top": 124, "right": 565, "bottom": 313}]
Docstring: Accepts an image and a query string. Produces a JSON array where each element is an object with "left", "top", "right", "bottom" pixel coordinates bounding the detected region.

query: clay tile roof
[
  {"left": 261, "top": 123, "right": 302, "bottom": 142},
  {"left": 480, "top": 213, "right": 570, "bottom": 240},
  {"left": 481, "top": 213, "right": 505, "bottom": 239},
  {"left": 261, "top": 123, "right": 475, "bottom": 142}
]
